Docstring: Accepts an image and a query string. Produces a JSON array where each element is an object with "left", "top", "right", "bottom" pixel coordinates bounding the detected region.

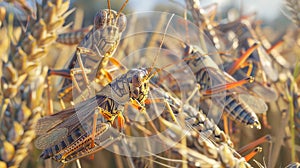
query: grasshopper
[
  {"left": 50, "top": 0, "right": 128, "bottom": 108},
  {"left": 36, "top": 68, "right": 154, "bottom": 163},
  {"left": 182, "top": 43, "right": 265, "bottom": 129},
  {"left": 35, "top": 12, "right": 182, "bottom": 164}
]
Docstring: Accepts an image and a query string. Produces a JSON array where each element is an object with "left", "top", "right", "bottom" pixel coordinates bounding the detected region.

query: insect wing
[
  {"left": 238, "top": 94, "right": 268, "bottom": 114},
  {"left": 35, "top": 108, "right": 76, "bottom": 135},
  {"left": 35, "top": 96, "right": 106, "bottom": 150},
  {"left": 204, "top": 68, "right": 248, "bottom": 96},
  {"left": 230, "top": 64, "right": 278, "bottom": 102},
  {"left": 254, "top": 24, "right": 290, "bottom": 68},
  {"left": 253, "top": 42, "right": 279, "bottom": 82},
  {"left": 34, "top": 128, "right": 68, "bottom": 149},
  {"left": 250, "top": 83, "right": 278, "bottom": 102}
]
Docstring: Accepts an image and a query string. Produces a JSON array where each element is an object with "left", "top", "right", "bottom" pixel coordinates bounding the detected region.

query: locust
[
  {"left": 150, "top": 86, "right": 234, "bottom": 147},
  {"left": 182, "top": 43, "right": 266, "bottom": 129},
  {"left": 121, "top": 11, "right": 266, "bottom": 129},
  {"left": 35, "top": 68, "right": 153, "bottom": 163},
  {"left": 35, "top": 12, "right": 180, "bottom": 164},
  {"left": 49, "top": 0, "right": 128, "bottom": 108}
]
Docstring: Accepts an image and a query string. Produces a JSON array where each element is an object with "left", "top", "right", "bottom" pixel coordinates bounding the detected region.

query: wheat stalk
[
  {"left": 0, "top": 0, "right": 71, "bottom": 167},
  {"left": 132, "top": 118, "right": 253, "bottom": 167},
  {"left": 285, "top": 0, "right": 300, "bottom": 27}
]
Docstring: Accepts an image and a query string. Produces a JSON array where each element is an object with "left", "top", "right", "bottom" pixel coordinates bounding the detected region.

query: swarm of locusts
[{"left": 0, "top": 0, "right": 300, "bottom": 167}]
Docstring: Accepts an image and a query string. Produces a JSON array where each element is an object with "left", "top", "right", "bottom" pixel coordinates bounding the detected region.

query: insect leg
[
  {"left": 75, "top": 47, "right": 91, "bottom": 86},
  {"left": 239, "top": 60, "right": 254, "bottom": 77},
  {"left": 243, "top": 147, "right": 262, "bottom": 162},
  {"left": 145, "top": 98, "right": 179, "bottom": 125},
  {"left": 227, "top": 42, "right": 260, "bottom": 75},
  {"left": 46, "top": 75, "right": 54, "bottom": 115},
  {"left": 109, "top": 57, "right": 128, "bottom": 72},
  {"left": 223, "top": 115, "right": 229, "bottom": 135},
  {"left": 202, "top": 76, "right": 254, "bottom": 96},
  {"left": 90, "top": 107, "right": 101, "bottom": 160},
  {"left": 48, "top": 67, "right": 91, "bottom": 93},
  {"left": 58, "top": 123, "right": 110, "bottom": 162},
  {"left": 116, "top": 112, "right": 125, "bottom": 131},
  {"left": 262, "top": 113, "right": 272, "bottom": 129},
  {"left": 130, "top": 98, "right": 146, "bottom": 112},
  {"left": 266, "top": 39, "right": 284, "bottom": 54},
  {"left": 75, "top": 159, "right": 81, "bottom": 168},
  {"left": 237, "top": 134, "right": 272, "bottom": 154}
]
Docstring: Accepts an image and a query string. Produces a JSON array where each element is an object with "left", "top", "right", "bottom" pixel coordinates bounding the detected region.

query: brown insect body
[
  {"left": 184, "top": 45, "right": 262, "bottom": 129},
  {"left": 57, "top": 25, "right": 93, "bottom": 45},
  {"left": 36, "top": 68, "right": 151, "bottom": 162},
  {"left": 58, "top": 8, "right": 127, "bottom": 103}
]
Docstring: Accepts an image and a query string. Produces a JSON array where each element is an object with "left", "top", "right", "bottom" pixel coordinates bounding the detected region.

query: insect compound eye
[
  {"left": 132, "top": 72, "right": 143, "bottom": 87},
  {"left": 116, "top": 13, "right": 127, "bottom": 32},
  {"left": 133, "top": 88, "right": 140, "bottom": 98},
  {"left": 94, "top": 10, "right": 108, "bottom": 29}
]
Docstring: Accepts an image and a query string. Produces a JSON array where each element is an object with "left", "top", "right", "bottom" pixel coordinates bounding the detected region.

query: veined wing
[
  {"left": 202, "top": 68, "right": 268, "bottom": 114},
  {"left": 232, "top": 67, "right": 278, "bottom": 102},
  {"left": 247, "top": 38, "right": 278, "bottom": 82},
  {"left": 35, "top": 95, "right": 108, "bottom": 149}
]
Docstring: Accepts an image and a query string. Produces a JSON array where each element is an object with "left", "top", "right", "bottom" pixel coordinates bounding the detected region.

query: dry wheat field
[{"left": 0, "top": 0, "right": 300, "bottom": 168}]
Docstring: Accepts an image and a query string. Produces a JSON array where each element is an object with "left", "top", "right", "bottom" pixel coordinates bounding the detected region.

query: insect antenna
[
  {"left": 107, "top": 0, "right": 112, "bottom": 24},
  {"left": 116, "top": 0, "right": 129, "bottom": 21}
]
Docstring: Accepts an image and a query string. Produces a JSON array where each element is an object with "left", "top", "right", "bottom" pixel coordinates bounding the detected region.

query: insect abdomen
[
  {"left": 57, "top": 26, "right": 93, "bottom": 45},
  {"left": 221, "top": 95, "right": 260, "bottom": 127},
  {"left": 40, "top": 126, "right": 85, "bottom": 159}
]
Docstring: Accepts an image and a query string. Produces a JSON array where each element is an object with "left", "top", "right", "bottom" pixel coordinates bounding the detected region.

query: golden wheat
[
  {"left": 0, "top": 0, "right": 71, "bottom": 167},
  {"left": 286, "top": 0, "right": 300, "bottom": 27}
]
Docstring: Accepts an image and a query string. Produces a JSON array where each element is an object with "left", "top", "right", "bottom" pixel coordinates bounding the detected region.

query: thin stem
[{"left": 287, "top": 80, "right": 296, "bottom": 162}]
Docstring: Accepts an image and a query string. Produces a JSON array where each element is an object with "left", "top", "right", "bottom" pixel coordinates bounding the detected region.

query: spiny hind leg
[
  {"left": 237, "top": 135, "right": 271, "bottom": 154},
  {"left": 59, "top": 122, "right": 110, "bottom": 162},
  {"left": 201, "top": 77, "right": 254, "bottom": 95},
  {"left": 89, "top": 107, "right": 102, "bottom": 160},
  {"left": 243, "top": 147, "right": 262, "bottom": 161}
]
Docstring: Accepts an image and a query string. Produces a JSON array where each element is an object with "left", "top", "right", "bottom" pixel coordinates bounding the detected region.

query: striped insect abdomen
[
  {"left": 40, "top": 126, "right": 86, "bottom": 159},
  {"left": 220, "top": 94, "right": 260, "bottom": 127},
  {"left": 194, "top": 65, "right": 260, "bottom": 128}
]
